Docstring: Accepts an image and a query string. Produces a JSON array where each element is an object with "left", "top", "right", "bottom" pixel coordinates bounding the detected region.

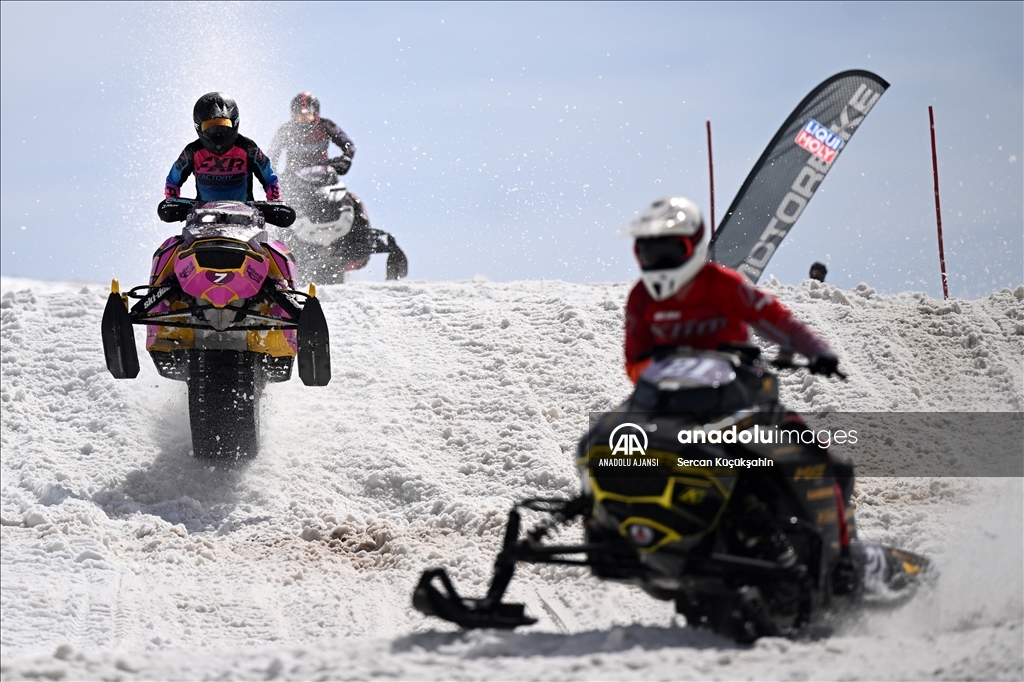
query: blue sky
[{"left": 1, "top": 1, "right": 1021, "bottom": 297}]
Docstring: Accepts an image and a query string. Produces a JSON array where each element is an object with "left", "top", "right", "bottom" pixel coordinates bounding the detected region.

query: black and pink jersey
[
  {"left": 269, "top": 118, "right": 355, "bottom": 171},
  {"left": 165, "top": 134, "right": 281, "bottom": 202}
]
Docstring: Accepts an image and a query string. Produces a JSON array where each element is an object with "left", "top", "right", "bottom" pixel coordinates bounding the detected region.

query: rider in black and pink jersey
[{"left": 164, "top": 92, "right": 281, "bottom": 203}]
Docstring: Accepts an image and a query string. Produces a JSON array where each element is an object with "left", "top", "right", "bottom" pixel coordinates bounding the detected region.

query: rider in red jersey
[
  {"left": 623, "top": 196, "right": 849, "bottom": 571},
  {"left": 622, "top": 197, "right": 840, "bottom": 383}
]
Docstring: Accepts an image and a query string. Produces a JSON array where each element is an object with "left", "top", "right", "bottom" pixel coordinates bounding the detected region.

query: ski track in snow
[{"left": 1, "top": 276, "right": 1022, "bottom": 680}]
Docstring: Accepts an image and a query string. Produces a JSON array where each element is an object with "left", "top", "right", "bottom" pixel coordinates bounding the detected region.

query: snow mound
[{"left": 1, "top": 277, "right": 1021, "bottom": 680}]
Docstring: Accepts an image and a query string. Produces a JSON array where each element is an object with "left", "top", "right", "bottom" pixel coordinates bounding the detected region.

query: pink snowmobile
[{"left": 101, "top": 198, "right": 330, "bottom": 459}]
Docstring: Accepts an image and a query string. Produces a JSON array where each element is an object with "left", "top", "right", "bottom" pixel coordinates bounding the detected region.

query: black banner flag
[{"left": 711, "top": 70, "right": 889, "bottom": 283}]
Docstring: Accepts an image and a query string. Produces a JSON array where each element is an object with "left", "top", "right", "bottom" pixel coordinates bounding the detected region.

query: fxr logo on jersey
[
  {"left": 795, "top": 119, "right": 845, "bottom": 165},
  {"left": 196, "top": 156, "right": 246, "bottom": 173}
]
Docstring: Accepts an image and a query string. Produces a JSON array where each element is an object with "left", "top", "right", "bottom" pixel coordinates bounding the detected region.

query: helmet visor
[
  {"left": 200, "top": 117, "right": 233, "bottom": 132},
  {"left": 634, "top": 235, "right": 698, "bottom": 271}
]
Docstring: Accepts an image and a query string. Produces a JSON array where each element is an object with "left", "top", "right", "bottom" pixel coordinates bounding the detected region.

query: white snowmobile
[{"left": 283, "top": 159, "right": 408, "bottom": 283}]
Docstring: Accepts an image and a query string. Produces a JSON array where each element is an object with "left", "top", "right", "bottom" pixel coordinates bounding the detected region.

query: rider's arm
[
  {"left": 267, "top": 125, "right": 287, "bottom": 167},
  {"left": 624, "top": 283, "right": 655, "bottom": 383},
  {"left": 164, "top": 143, "right": 198, "bottom": 198},
  {"left": 323, "top": 119, "right": 356, "bottom": 160},
  {"left": 718, "top": 266, "right": 834, "bottom": 359},
  {"left": 241, "top": 136, "right": 282, "bottom": 201}
]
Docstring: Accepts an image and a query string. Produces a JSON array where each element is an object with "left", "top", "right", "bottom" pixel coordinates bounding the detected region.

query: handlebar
[
  {"left": 327, "top": 156, "right": 352, "bottom": 175},
  {"left": 157, "top": 197, "right": 197, "bottom": 222},
  {"left": 157, "top": 198, "right": 295, "bottom": 227},
  {"left": 251, "top": 201, "right": 296, "bottom": 227}
]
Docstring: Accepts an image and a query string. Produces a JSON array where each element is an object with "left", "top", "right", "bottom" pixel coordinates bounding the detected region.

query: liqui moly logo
[{"left": 795, "top": 119, "right": 845, "bottom": 165}]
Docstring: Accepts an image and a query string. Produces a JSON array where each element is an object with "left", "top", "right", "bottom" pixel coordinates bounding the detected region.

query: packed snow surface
[{"left": 1, "top": 276, "right": 1022, "bottom": 680}]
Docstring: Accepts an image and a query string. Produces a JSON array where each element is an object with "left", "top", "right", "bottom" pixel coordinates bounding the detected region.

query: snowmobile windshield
[
  {"left": 630, "top": 356, "right": 764, "bottom": 414},
  {"left": 635, "top": 235, "right": 699, "bottom": 271}
]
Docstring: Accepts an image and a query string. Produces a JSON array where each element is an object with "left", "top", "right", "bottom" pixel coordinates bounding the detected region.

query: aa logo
[{"left": 609, "top": 423, "right": 648, "bottom": 457}]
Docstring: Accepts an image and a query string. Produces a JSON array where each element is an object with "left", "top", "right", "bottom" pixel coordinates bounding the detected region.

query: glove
[
  {"left": 808, "top": 353, "right": 842, "bottom": 377},
  {"left": 329, "top": 156, "right": 352, "bottom": 175}
]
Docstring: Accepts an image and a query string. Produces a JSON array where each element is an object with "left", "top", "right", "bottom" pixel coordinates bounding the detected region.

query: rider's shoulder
[
  {"left": 627, "top": 279, "right": 650, "bottom": 305},
  {"left": 182, "top": 139, "right": 204, "bottom": 155},
  {"left": 234, "top": 134, "right": 261, "bottom": 153},
  {"left": 705, "top": 261, "right": 746, "bottom": 284}
]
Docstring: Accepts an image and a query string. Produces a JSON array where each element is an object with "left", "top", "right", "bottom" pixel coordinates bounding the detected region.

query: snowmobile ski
[
  {"left": 413, "top": 569, "right": 536, "bottom": 630},
  {"left": 297, "top": 289, "right": 331, "bottom": 386},
  {"left": 386, "top": 235, "right": 409, "bottom": 281},
  {"left": 100, "top": 280, "right": 140, "bottom": 379}
]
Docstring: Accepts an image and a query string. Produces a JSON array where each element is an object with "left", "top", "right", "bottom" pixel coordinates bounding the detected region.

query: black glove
[
  {"left": 329, "top": 155, "right": 352, "bottom": 175},
  {"left": 808, "top": 353, "right": 843, "bottom": 378}
]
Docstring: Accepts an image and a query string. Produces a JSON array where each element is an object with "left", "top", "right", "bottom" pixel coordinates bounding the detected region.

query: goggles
[
  {"left": 634, "top": 233, "right": 700, "bottom": 271},
  {"left": 200, "top": 117, "right": 233, "bottom": 132}
]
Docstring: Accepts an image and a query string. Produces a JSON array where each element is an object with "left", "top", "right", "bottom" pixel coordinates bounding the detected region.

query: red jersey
[{"left": 624, "top": 263, "right": 833, "bottom": 382}]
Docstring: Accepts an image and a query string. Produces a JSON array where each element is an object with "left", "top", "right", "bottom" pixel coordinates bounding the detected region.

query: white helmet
[{"left": 623, "top": 197, "right": 709, "bottom": 300}]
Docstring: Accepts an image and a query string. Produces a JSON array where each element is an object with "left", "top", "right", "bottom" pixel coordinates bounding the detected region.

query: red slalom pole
[
  {"left": 706, "top": 120, "right": 716, "bottom": 236},
  {"left": 929, "top": 106, "right": 949, "bottom": 300}
]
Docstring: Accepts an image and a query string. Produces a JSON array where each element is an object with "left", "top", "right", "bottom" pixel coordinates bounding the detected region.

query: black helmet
[
  {"left": 290, "top": 92, "right": 320, "bottom": 121},
  {"left": 193, "top": 92, "right": 239, "bottom": 155}
]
